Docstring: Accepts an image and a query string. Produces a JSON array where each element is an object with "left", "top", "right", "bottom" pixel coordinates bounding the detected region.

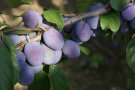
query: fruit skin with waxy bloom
[
  {"left": 42, "top": 44, "right": 62, "bottom": 65},
  {"left": 22, "top": 10, "right": 43, "bottom": 28},
  {"left": 24, "top": 42, "right": 44, "bottom": 66},
  {"left": 43, "top": 28, "right": 64, "bottom": 50},
  {"left": 121, "top": 3, "right": 135, "bottom": 21},
  {"left": 62, "top": 40, "right": 80, "bottom": 59}
]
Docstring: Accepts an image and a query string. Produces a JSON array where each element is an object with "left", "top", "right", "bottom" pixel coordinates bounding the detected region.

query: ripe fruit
[
  {"left": 19, "top": 64, "right": 35, "bottom": 86},
  {"left": 131, "top": 18, "right": 135, "bottom": 29},
  {"left": 120, "top": 21, "right": 129, "bottom": 33},
  {"left": 43, "top": 28, "right": 64, "bottom": 50},
  {"left": 7, "top": 35, "right": 19, "bottom": 45},
  {"left": 87, "top": 3, "right": 103, "bottom": 29},
  {"left": 42, "top": 45, "right": 62, "bottom": 65},
  {"left": 16, "top": 51, "right": 26, "bottom": 70},
  {"left": 121, "top": 4, "right": 135, "bottom": 21},
  {"left": 25, "top": 64, "right": 43, "bottom": 74},
  {"left": 22, "top": 10, "right": 43, "bottom": 28},
  {"left": 72, "top": 22, "right": 92, "bottom": 42},
  {"left": 62, "top": 40, "right": 80, "bottom": 59},
  {"left": 24, "top": 42, "right": 43, "bottom": 66},
  {"left": 19, "top": 35, "right": 26, "bottom": 42}
]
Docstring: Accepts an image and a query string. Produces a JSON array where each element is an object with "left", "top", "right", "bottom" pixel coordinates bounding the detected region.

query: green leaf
[
  {"left": 21, "top": 0, "right": 32, "bottom": 3},
  {"left": 100, "top": 12, "right": 120, "bottom": 32},
  {"left": 110, "top": 0, "right": 129, "bottom": 11},
  {"left": 126, "top": 45, "right": 135, "bottom": 68},
  {"left": 90, "top": 54, "right": 104, "bottom": 69},
  {"left": 3, "top": 35, "right": 20, "bottom": 84},
  {"left": 126, "top": 34, "right": 135, "bottom": 72},
  {"left": 6, "top": 30, "right": 32, "bottom": 35},
  {"left": 0, "top": 45, "right": 19, "bottom": 90},
  {"left": 44, "top": 9, "right": 64, "bottom": 31},
  {"left": 80, "top": 46, "right": 90, "bottom": 55},
  {"left": 49, "top": 65, "right": 70, "bottom": 90},
  {"left": 28, "top": 71, "right": 50, "bottom": 90},
  {"left": 3, "top": 0, "right": 23, "bottom": 8},
  {"left": 128, "top": 76, "right": 135, "bottom": 90},
  {"left": 126, "top": 34, "right": 135, "bottom": 53}
]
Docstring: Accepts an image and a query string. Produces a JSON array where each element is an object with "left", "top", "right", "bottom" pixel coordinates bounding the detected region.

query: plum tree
[
  {"left": 16, "top": 51, "right": 26, "bottom": 70},
  {"left": 72, "top": 22, "right": 93, "bottom": 42},
  {"left": 42, "top": 44, "right": 62, "bottom": 65},
  {"left": 43, "top": 28, "right": 64, "bottom": 50},
  {"left": 19, "top": 64, "right": 35, "bottom": 86},
  {"left": 24, "top": 42, "right": 43, "bottom": 66},
  {"left": 62, "top": 40, "right": 80, "bottom": 59},
  {"left": 87, "top": 3, "right": 103, "bottom": 29},
  {"left": 121, "top": 3, "right": 135, "bottom": 21},
  {"left": 22, "top": 10, "right": 43, "bottom": 28}
]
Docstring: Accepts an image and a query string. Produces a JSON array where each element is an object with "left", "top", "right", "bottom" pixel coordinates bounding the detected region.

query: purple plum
[
  {"left": 42, "top": 44, "right": 62, "bottom": 65},
  {"left": 87, "top": 3, "right": 103, "bottom": 29},
  {"left": 121, "top": 3, "right": 135, "bottom": 21},
  {"left": 24, "top": 42, "right": 43, "bottom": 66},
  {"left": 62, "top": 40, "right": 80, "bottom": 59},
  {"left": 19, "top": 64, "right": 35, "bottom": 86},
  {"left": 43, "top": 28, "right": 64, "bottom": 50},
  {"left": 72, "top": 22, "right": 93, "bottom": 42},
  {"left": 16, "top": 51, "right": 26, "bottom": 70},
  {"left": 22, "top": 10, "right": 43, "bottom": 28}
]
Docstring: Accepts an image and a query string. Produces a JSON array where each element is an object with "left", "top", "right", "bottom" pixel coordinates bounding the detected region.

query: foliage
[{"left": 0, "top": 0, "right": 135, "bottom": 89}]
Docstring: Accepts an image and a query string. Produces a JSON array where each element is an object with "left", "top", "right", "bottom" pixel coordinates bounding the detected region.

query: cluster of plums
[
  {"left": 5, "top": 2, "right": 107, "bottom": 86},
  {"left": 5, "top": 0, "right": 135, "bottom": 86},
  {"left": 120, "top": 1, "right": 135, "bottom": 33},
  {"left": 7, "top": 1, "right": 135, "bottom": 86}
]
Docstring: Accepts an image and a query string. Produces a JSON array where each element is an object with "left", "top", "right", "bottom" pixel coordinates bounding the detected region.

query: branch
[
  {"left": 14, "top": 3, "right": 112, "bottom": 50},
  {"left": 64, "top": 3, "right": 111, "bottom": 26}
]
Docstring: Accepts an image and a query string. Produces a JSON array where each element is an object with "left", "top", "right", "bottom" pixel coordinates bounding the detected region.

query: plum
[
  {"left": 16, "top": 51, "right": 26, "bottom": 70},
  {"left": 72, "top": 22, "right": 93, "bottom": 42},
  {"left": 7, "top": 35, "right": 19, "bottom": 45},
  {"left": 24, "top": 42, "right": 43, "bottom": 66},
  {"left": 19, "top": 35, "right": 26, "bottom": 42},
  {"left": 121, "top": 4, "right": 135, "bottom": 21},
  {"left": 25, "top": 64, "right": 43, "bottom": 74},
  {"left": 130, "top": 18, "right": 135, "bottom": 29},
  {"left": 43, "top": 28, "right": 64, "bottom": 50},
  {"left": 39, "top": 23, "right": 50, "bottom": 28},
  {"left": 87, "top": 3, "right": 103, "bottom": 29},
  {"left": 72, "top": 31, "right": 83, "bottom": 44},
  {"left": 120, "top": 21, "right": 129, "bottom": 33},
  {"left": 22, "top": 10, "right": 43, "bottom": 28},
  {"left": 19, "top": 64, "right": 35, "bottom": 86},
  {"left": 89, "top": 3, "right": 103, "bottom": 11},
  {"left": 62, "top": 40, "right": 80, "bottom": 59},
  {"left": 42, "top": 44, "right": 62, "bottom": 65},
  {"left": 87, "top": 17, "right": 99, "bottom": 30}
]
